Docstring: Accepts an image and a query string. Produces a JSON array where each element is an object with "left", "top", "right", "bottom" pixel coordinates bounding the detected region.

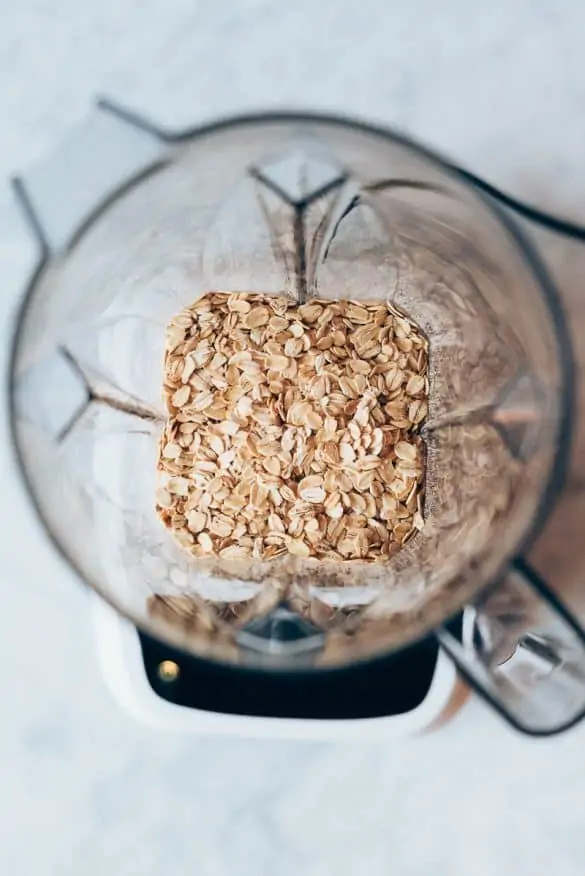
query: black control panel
[{"left": 139, "top": 630, "right": 447, "bottom": 720}]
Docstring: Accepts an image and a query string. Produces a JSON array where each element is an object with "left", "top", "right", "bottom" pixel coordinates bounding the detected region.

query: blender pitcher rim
[{"left": 6, "top": 108, "right": 576, "bottom": 668}]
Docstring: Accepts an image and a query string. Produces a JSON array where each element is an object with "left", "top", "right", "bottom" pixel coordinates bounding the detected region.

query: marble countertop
[{"left": 2, "top": 2, "right": 585, "bottom": 874}]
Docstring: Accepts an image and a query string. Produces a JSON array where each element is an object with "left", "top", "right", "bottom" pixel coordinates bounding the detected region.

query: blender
[{"left": 6, "top": 101, "right": 585, "bottom": 737}]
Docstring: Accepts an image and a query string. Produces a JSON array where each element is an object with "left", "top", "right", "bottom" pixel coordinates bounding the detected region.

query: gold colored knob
[{"left": 158, "top": 660, "right": 180, "bottom": 682}]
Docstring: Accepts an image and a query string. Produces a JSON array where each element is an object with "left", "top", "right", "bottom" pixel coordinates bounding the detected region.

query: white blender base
[{"left": 92, "top": 592, "right": 463, "bottom": 741}]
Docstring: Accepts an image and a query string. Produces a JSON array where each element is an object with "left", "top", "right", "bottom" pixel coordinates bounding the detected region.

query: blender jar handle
[{"left": 436, "top": 559, "right": 585, "bottom": 735}]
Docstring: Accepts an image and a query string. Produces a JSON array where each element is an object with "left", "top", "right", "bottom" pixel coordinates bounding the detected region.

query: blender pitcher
[{"left": 7, "top": 104, "right": 584, "bottom": 735}]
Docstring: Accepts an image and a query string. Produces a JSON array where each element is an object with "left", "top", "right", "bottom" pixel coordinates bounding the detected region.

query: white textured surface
[{"left": 2, "top": 2, "right": 585, "bottom": 874}]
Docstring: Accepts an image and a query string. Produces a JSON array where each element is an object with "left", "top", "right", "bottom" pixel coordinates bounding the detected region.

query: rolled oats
[{"left": 156, "top": 292, "right": 428, "bottom": 563}]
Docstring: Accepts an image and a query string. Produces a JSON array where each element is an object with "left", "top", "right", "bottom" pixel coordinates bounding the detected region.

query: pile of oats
[{"left": 156, "top": 292, "right": 428, "bottom": 563}]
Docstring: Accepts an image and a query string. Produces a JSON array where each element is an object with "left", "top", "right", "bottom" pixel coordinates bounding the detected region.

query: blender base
[{"left": 91, "top": 593, "right": 465, "bottom": 740}]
